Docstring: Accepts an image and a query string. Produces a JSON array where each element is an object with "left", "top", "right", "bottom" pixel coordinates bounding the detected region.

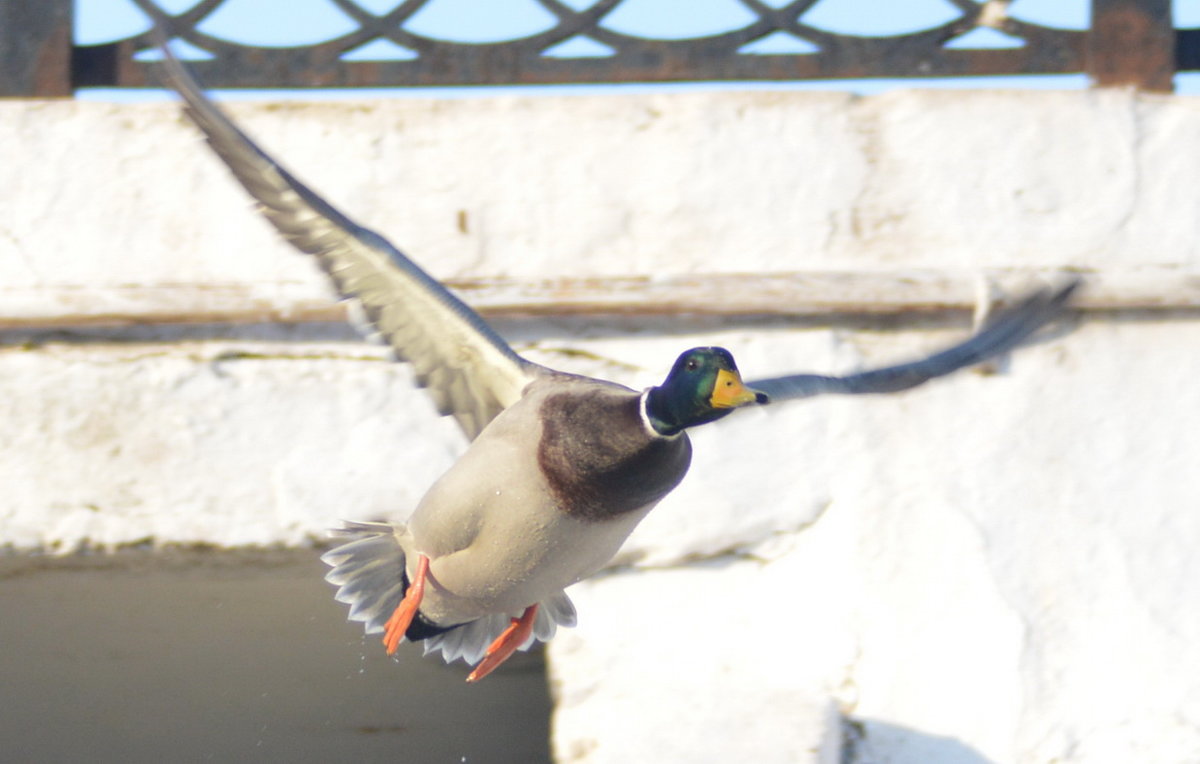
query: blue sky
[{"left": 73, "top": 0, "right": 1200, "bottom": 98}]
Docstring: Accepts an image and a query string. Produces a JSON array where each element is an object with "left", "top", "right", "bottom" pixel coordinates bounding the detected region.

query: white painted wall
[{"left": 2, "top": 89, "right": 1198, "bottom": 762}]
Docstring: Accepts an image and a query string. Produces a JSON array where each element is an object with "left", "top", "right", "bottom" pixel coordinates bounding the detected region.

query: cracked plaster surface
[{"left": 5, "top": 89, "right": 1200, "bottom": 762}]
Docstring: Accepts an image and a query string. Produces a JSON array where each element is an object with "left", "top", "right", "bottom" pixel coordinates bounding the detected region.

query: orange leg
[
  {"left": 465, "top": 604, "right": 540, "bottom": 683},
  {"left": 382, "top": 554, "right": 430, "bottom": 655}
]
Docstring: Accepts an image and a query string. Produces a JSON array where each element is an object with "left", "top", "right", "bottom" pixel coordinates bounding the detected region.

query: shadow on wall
[{"left": 842, "top": 717, "right": 993, "bottom": 764}]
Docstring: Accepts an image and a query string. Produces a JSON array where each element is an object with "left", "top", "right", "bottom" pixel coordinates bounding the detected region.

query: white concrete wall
[{"left": 3, "top": 89, "right": 1199, "bottom": 763}]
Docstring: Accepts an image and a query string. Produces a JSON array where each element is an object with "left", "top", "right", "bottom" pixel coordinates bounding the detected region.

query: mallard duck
[{"left": 162, "top": 56, "right": 1077, "bottom": 682}]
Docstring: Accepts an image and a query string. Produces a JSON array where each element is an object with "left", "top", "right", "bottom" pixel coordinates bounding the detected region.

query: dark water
[{"left": 0, "top": 549, "right": 552, "bottom": 763}]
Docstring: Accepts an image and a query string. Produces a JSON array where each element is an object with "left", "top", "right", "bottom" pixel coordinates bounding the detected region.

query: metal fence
[{"left": 0, "top": 0, "right": 1191, "bottom": 96}]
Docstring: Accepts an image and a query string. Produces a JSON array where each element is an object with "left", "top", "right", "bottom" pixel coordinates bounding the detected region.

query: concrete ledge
[
  {"left": 2, "top": 268, "right": 1200, "bottom": 329},
  {"left": 4, "top": 89, "right": 1200, "bottom": 328}
]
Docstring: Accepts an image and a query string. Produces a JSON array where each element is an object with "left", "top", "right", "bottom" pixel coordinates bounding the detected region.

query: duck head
[{"left": 645, "top": 347, "right": 767, "bottom": 436}]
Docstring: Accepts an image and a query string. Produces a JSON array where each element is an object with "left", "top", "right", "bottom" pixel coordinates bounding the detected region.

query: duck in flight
[{"left": 161, "top": 53, "right": 1077, "bottom": 682}]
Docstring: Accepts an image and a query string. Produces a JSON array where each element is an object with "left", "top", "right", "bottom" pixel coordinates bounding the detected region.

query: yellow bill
[{"left": 710, "top": 368, "right": 764, "bottom": 408}]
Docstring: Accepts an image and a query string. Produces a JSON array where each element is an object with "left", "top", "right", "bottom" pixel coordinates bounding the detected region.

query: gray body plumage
[
  {"left": 409, "top": 375, "right": 690, "bottom": 622},
  {"left": 325, "top": 374, "right": 691, "bottom": 661}
]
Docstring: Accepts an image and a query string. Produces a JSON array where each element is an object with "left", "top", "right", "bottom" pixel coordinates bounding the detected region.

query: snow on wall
[{"left": 2, "top": 89, "right": 1199, "bottom": 762}]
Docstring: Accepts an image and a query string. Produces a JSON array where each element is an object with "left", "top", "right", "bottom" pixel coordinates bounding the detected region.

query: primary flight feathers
[{"left": 163, "top": 56, "right": 539, "bottom": 440}]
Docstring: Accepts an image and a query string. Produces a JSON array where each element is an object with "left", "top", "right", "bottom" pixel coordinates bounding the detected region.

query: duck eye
[{"left": 685, "top": 359, "right": 699, "bottom": 371}]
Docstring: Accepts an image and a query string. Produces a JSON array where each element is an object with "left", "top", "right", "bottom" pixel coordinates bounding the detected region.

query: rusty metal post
[
  {"left": 1088, "top": 0, "right": 1175, "bottom": 91},
  {"left": 0, "top": 0, "right": 73, "bottom": 97}
]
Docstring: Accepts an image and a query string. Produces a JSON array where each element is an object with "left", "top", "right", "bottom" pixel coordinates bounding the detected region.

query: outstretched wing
[
  {"left": 748, "top": 280, "right": 1078, "bottom": 404},
  {"left": 160, "top": 53, "right": 547, "bottom": 440}
]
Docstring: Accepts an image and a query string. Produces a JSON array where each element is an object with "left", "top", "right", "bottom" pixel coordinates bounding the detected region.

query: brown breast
[{"left": 537, "top": 387, "right": 693, "bottom": 522}]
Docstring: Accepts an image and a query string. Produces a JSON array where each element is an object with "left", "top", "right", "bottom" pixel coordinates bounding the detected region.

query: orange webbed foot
[
  {"left": 466, "top": 604, "right": 539, "bottom": 683},
  {"left": 382, "top": 554, "right": 430, "bottom": 655}
]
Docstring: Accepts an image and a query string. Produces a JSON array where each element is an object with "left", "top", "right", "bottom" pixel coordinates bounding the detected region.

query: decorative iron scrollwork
[
  {"left": 0, "top": 0, "right": 1186, "bottom": 95},
  {"left": 74, "top": 0, "right": 1092, "bottom": 89}
]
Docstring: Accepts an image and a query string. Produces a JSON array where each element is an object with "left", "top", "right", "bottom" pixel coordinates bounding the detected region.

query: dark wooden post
[
  {"left": 0, "top": 0, "right": 73, "bottom": 96},
  {"left": 1088, "top": 0, "right": 1175, "bottom": 91}
]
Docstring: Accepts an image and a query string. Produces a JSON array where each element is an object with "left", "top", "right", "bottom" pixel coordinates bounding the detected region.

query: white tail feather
[{"left": 322, "top": 521, "right": 578, "bottom": 664}]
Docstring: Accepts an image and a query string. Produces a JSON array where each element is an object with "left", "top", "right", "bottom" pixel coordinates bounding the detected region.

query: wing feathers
[
  {"left": 749, "top": 280, "right": 1079, "bottom": 404},
  {"left": 162, "top": 52, "right": 544, "bottom": 440},
  {"left": 164, "top": 49, "right": 1076, "bottom": 427}
]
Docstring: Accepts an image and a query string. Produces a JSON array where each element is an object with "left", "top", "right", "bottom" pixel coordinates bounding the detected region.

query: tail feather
[
  {"left": 423, "top": 616, "right": 504, "bottom": 665},
  {"left": 321, "top": 521, "right": 409, "bottom": 636},
  {"left": 422, "top": 590, "right": 578, "bottom": 665},
  {"left": 540, "top": 590, "right": 578, "bottom": 632},
  {"left": 321, "top": 520, "right": 579, "bottom": 665}
]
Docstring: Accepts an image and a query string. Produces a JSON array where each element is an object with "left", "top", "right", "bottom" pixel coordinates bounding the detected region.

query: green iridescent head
[{"left": 645, "top": 347, "right": 766, "bottom": 436}]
